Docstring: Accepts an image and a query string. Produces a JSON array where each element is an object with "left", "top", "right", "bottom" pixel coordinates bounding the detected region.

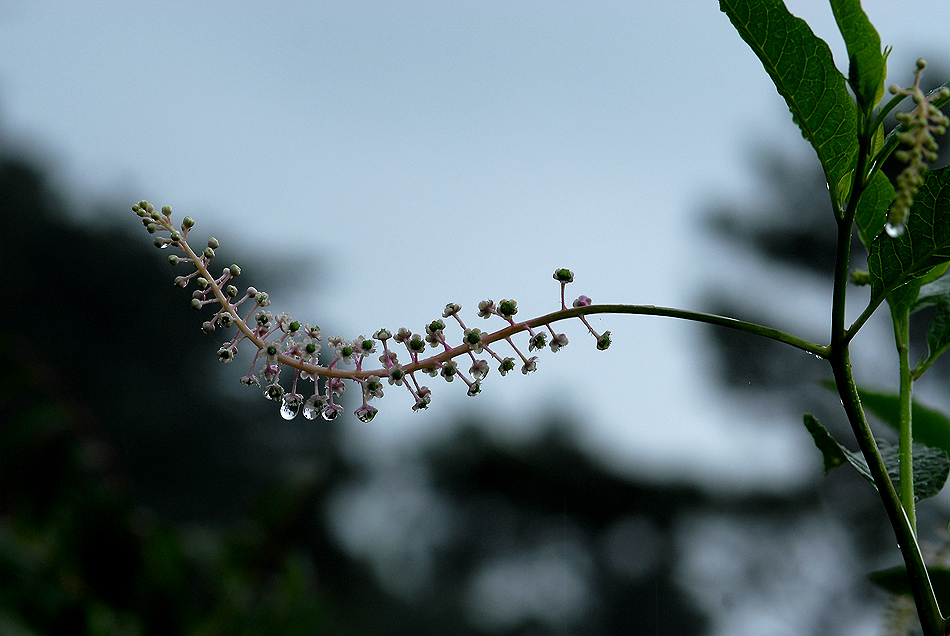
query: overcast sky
[{"left": 2, "top": 0, "right": 947, "bottom": 491}]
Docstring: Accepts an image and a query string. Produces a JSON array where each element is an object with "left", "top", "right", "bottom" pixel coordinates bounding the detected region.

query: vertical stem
[
  {"left": 830, "top": 353, "right": 941, "bottom": 634},
  {"left": 892, "top": 305, "right": 916, "bottom": 533},
  {"left": 830, "top": 163, "right": 941, "bottom": 631}
]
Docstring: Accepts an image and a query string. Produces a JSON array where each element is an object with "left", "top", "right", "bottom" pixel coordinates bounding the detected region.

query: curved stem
[
  {"left": 532, "top": 304, "right": 828, "bottom": 358},
  {"left": 277, "top": 303, "right": 827, "bottom": 379}
]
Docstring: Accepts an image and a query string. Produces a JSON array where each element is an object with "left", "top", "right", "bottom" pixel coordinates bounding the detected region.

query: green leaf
[
  {"left": 720, "top": 0, "right": 858, "bottom": 208},
  {"left": 882, "top": 441, "right": 950, "bottom": 502},
  {"left": 829, "top": 0, "right": 886, "bottom": 111},
  {"left": 802, "top": 413, "right": 871, "bottom": 478},
  {"left": 855, "top": 170, "right": 894, "bottom": 248},
  {"left": 851, "top": 384, "right": 950, "bottom": 458},
  {"left": 868, "top": 166, "right": 950, "bottom": 305},
  {"left": 914, "top": 274, "right": 950, "bottom": 312},
  {"left": 886, "top": 278, "right": 923, "bottom": 317},
  {"left": 922, "top": 299, "right": 950, "bottom": 374},
  {"left": 804, "top": 409, "right": 950, "bottom": 501},
  {"left": 870, "top": 565, "right": 950, "bottom": 601}
]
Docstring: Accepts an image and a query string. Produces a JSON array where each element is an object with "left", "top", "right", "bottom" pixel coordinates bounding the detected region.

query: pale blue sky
[{"left": 2, "top": 0, "right": 946, "bottom": 490}]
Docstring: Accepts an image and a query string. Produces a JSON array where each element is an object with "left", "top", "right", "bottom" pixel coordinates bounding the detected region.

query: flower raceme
[{"left": 134, "top": 202, "right": 611, "bottom": 421}]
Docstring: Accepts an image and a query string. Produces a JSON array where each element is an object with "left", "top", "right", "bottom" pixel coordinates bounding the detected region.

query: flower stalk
[{"left": 134, "top": 201, "right": 826, "bottom": 422}]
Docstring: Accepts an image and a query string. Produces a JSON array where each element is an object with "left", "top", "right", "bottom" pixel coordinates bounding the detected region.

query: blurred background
[{"left": 1, "top": 1, "right": 949, "bottom": 634}]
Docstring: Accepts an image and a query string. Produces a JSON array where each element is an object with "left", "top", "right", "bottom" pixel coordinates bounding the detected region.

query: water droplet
[
  {"left": 159, "top": 242, "right": 170, "bottom": 249},
  {"left": 279, "top": 398, "right": 300, "bottom": 420},
  {"left": 322, "top": 404, "right": 342, "bottom": 421},
  {"left": 885, "top": 222, "right": 905, "bottom": 238},
  {"left": 302, "top": 403, "right": 318, "bottom": 420},
  {"left": 355, "top": 405, "right": 378, "bottom": 422}
]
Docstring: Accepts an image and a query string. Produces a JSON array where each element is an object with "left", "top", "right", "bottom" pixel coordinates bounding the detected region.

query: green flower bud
[
  {"left": 553, "top": 268, "right": 574, "bottom": 283},
  {"left": 181, "top": 216, "right": 195, "bottom": 230},
  {"left": 851, "top": 270, "right": 871, "bottom": 286},
  {"left": 204, "top": 247, "right": 215, "bottom": 259},
  {"left": 229, "top": 264, "right": 241, "bottom": 276},
  {"left": 207, "top": 237, "right": 219, "bottom": 249}
]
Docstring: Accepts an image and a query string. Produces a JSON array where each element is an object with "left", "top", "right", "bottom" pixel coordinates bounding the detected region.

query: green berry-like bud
[
  {"left": 146, "top": 203, "right": 155, "bottom": 214},
  {"left": 596, "top": 331, "right": 612, "bottom": 351},
  {"left": 197, "top": 277, "right": 208, "bottom": 288},
  {"left": 498, "top": 299, "right": 518, "bottom": 317},
  {"left": 162, "top": 205, "right": 172, "bottom": 216},
  {"left": 289, "top": 320, "right": 301, "bottom": 332},
  {"left": 169, "top": 255, "right": 180, "bottom": 266},
  {"left": 553, "top": 268, "right": 574, "bottom": 283},
  {"left": 201, "top": 321, "right": 215, "bottom": 333},
  {"left": 203, "top": 247, "right": 215, "bottom": 259},
  {"left": 190, "top": 298, "right": 202, "bottom": 310},
  {"left": 226, "top": 284, "right": 238, "bottom": 297},
  {"left": 153, "top": 237, "right": 166, "bottom": 248},
  {"left": 851, "top": 270, "right": 871, "bottom": 286},
  {"left": 916, "top": 58, "right": 927, "bottom": 70},
  {"left": 146, "top": 223, "right": 158, "bottom": 234},
  {"left": 229, "top": 264, "right": 241, "bottom": 276},
  {"left": 181, "top": 216, "right": 196, "bottom": 230},
  {"left": 207, "top": 237, "right": 219, "bottom": 249}
]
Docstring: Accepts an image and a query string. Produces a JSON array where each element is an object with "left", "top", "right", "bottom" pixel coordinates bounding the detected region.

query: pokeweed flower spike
[
  {"left": 134, "top": 201, "right": 611, "bottom": 420},
  {"left": 886, "top": 59, "right": 950, "bottom": 237}
]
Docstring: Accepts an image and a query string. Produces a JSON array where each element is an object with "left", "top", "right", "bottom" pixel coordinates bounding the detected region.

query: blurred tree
[{"left": 8, "top": 64, "right": 948, "bottom": 633}]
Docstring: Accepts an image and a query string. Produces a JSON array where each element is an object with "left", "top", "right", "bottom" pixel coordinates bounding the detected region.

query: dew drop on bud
[
  {"left": 280, "top": 398, "right": 300, "bottom": 420},
  {"left": 322, "top": 405, "right": 342, "bottom": 421},
  {"left": 302, "top": 403, "right": 319, "bottom": 420},
  {"left": 356, "top": 406, "right": 378, "bottom": 422},
  {"left": 885, "top": 222, "right": 905, "bottom": 238}
]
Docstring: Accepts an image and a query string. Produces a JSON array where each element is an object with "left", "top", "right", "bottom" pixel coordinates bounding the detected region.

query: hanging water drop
[
  {"left": 355, "top": 405, "right": 378, "bottom": 422},
  {"left": 280, "top": 397, "right": 301, "bottom": 420},
  {"left": 302, "top": 402, "right": 319, "bottom": 420},
  {"left": 322, "top": 404, "right": 342, "bottom": 421},
  {"left": 885, "top": 222, "right": 906, "bottom": 238}
]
